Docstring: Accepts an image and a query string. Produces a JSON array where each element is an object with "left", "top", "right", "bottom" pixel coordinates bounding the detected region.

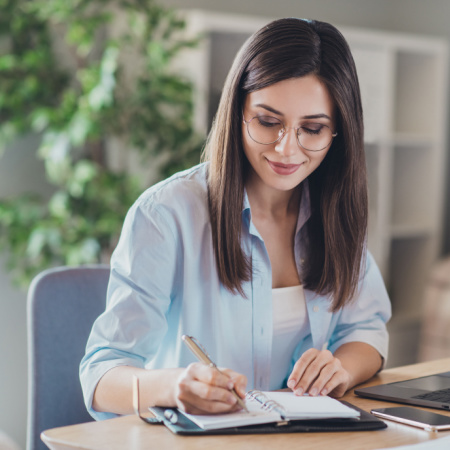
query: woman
[{"left": 80, "top": 17, "right": 391, "bottom": 420}]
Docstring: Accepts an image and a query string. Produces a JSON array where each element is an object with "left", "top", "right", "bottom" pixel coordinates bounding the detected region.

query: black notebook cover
[{"left": 149, "top": 401, "right": 387, "bottom": 435}]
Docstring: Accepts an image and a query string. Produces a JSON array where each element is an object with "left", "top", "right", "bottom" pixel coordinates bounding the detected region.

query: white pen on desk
[{"left": 182, "top": 334, "right": 249, "bottom": 413}]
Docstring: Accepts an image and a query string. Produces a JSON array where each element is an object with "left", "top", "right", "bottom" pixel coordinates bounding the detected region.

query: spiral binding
[{"left": 246, "top": 390, "right": 287, "bottom": 418}]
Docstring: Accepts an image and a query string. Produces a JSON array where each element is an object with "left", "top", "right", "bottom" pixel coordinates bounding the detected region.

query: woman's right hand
[{"left": 174, "top": 363, "right": 247, "bottom": 414}]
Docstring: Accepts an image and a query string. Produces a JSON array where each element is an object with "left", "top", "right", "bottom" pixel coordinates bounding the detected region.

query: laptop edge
[{"left": 354, "top": 372, "right": 450, "bottom": 411}]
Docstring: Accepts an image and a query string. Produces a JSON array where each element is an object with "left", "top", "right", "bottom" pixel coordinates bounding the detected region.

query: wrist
[
  {"left": 343, "top": 367, "right": 354, "bottom": 391},
  {"left": 143, "top": 368, "right": 185, "bottom": 408}
]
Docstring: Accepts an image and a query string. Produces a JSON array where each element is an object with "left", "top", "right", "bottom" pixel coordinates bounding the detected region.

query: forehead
[{"left": 244, "top": 75, "right": 335, "bottom": 119}]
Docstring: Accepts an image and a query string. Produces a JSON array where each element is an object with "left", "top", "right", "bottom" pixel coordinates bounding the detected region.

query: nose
[{"left": 274, "top": 127, "right": 299, "bottom": 157}]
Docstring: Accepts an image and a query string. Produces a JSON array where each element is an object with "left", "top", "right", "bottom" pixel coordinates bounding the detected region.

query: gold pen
[{"left": 182, "top": 334, "right": 249, "bottom": 412}]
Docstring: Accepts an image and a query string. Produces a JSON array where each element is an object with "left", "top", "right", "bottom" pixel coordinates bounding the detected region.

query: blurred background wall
[{"left": 1, "top": 1, "right": 449, "bottom": 448}]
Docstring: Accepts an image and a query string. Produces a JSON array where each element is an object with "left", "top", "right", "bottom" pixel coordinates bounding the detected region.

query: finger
[
  {"left": 177, "top": 364, "right": 249, "bottom": 414},
  {"left": 187, "top": 363, "right": 235, "bottom": 390},
  {"left": 176, "top": 378, "right": 238, "bottom": 413},
  {"left": 178, "top": 396, "right": 239, "bottom": 415},
  {"left": 307, "top": 360, "right": 341, "bottom": 396},
  {"left": 179, "top": 395, "right": 245, "bottom": 415},
  {"left": 201, "top": 380, "right": 237, "bottom": 404},
  {"left": 322, "top": 371, "right": 351, "bottom": 398},
  {"left": 328, "top": 384, "right": 348, "bottom": 398},
  {"left": 183, "top": 376, "right": 238, "bottom": 404},
  {"left": 287, "top": 348, "right": 320, "bottom": 390},
  {"left": 298, "top": 351, "right": 336, "bottom": 395},
  {"left": 221, "top": 369, "right": 248, "bottom": 398},
  {"left": 289, "top": 350, "right": 334, "bottom": 394}
]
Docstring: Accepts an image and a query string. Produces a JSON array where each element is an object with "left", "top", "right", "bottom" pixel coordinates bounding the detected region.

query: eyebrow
[{"left": 254, "top": 103, "right": 332, "bottom": 121}]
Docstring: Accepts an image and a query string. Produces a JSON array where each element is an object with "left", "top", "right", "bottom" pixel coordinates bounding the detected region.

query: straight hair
[{"left": 203, "top": 18, "right": 367, "bottom": 311}]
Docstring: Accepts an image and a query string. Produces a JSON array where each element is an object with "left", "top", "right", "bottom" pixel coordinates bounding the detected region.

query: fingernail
[
  {"left": 228, "top": 394, "right": 236, "bottom": 404},
  {"left": 310, "top": 387, "right": 318, "bottom": 396},
  {"left": 287, "top": 379, "right": 296, "bottom": 389},
  {"left": 294, "top": 387, "right": 303, "bottom": 396},
  {"left": 321, "top": 389, "right": 328, "bottom": 396},
  {"left": 227, "top": 380, "right": 234, "bottom": 390}
]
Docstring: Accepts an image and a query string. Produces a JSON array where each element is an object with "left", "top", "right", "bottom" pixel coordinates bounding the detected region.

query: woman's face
[{"left": 242, "top": 75, "right": 336, "bottom": 194}]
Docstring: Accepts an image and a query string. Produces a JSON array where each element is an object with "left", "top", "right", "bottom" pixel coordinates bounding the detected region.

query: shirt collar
[{"left": 242, "top": 189, "right": 260, "bottom": 238}]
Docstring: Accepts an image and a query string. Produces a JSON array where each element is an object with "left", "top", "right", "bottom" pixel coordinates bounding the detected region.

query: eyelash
[
  {"left": 257, "top": 117, "right": 279, "bottom": 127},
  {"left": 256, "top": 117, "right": 325, "bottom": 134},
  {"left": 302, "top": 126, "right": 323, "bottom": 135}
]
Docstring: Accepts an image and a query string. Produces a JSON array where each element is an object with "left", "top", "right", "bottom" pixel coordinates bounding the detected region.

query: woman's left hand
[{"left": 287, "top": 348, "right": 351, "bottom": 397}]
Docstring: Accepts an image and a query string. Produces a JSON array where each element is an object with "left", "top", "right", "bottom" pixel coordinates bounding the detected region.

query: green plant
[{"left": 0, "top": 0, "right": 203, "bottom": 286}]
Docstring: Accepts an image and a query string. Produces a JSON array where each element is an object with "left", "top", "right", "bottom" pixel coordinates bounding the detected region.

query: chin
[{"left": 266, "top": 177, "right": 304, "bottom": 192}]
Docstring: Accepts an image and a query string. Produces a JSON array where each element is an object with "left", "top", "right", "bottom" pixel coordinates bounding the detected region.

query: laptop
[{"left": 355, "top": 371, "right": 450, "bottom": 411}]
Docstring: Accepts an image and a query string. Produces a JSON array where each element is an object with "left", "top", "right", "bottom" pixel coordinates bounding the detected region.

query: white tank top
[{"left": 270, "top": 285, "right": 309, "bottom": 390}]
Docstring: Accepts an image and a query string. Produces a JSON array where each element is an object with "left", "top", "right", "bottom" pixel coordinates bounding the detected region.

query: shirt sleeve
[
  {"left": 79, "top": 198, "right": 179, "bottom": 420},
  {"left": 327, "top": 252, "right": 392, "bottom": 365}
]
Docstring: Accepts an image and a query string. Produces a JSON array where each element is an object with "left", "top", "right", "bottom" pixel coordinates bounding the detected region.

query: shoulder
[
  {"left": 361, "top": 250, "right": 381, "bottom": 280},
  {"left": 138, "top": 163, "right": 208, "bottom": 209},
  {"left": 130, "top": 163, "right": 209, "bottom": 228}
]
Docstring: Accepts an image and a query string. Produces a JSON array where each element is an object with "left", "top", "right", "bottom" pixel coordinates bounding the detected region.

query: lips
[{"left": 267, "top": 159, "right": 302, "bottom": 175}]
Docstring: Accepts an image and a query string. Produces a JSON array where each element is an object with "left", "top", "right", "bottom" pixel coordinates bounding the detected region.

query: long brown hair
[{"left": 203, "top": 18, "right": 367, "bottom": 311}]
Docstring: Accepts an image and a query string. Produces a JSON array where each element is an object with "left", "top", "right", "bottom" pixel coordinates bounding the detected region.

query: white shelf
[
  {"left": 394, "top": 52, "right": 443, "bottom": 135},
  {"left": 388, "top": 236, "right": 435, "bottom": 315},
  {"left": 393, "top": 133, "right": 436, "bottom": 147},
  {"left": 390, "top": 145, "right": 436, "bottom": 230},
  {"left": 390, "top": 224, "right": 435, "bottom": 240}
]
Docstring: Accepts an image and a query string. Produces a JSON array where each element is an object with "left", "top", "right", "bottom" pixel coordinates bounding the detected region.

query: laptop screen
[{"left": 395, "top": 374, "right": 450, "bottom": 391}]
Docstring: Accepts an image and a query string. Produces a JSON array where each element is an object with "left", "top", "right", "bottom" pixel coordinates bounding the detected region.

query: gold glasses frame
[{"left": 242, "top": 114, "right": 337, "bottom": 152}]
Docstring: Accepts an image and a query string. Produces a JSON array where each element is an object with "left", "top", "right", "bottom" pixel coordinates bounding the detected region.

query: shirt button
[{"left": 313, "top": 306, "right": 319, "bottom": 313}]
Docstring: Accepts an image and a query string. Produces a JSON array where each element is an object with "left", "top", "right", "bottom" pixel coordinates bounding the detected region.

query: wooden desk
[{"left": 42, "top": 358, "right": 450, "bottom": 450}]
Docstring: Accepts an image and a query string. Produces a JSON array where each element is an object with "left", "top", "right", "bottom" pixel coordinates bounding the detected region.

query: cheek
[
  {"left": 313, "top": 153, "right": 327, "bottom": 166},
  {"left": 311, "top": 148, "right": 331, "bottom": 167}
]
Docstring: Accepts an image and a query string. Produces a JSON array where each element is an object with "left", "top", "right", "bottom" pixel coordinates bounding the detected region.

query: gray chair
[{"left": 26, "top": 265, "right": 109, "bottom": 450}]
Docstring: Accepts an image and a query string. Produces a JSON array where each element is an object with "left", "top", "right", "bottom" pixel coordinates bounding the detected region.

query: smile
[{"left": 266, "top": 159, "right": 303, "bottom": 175}]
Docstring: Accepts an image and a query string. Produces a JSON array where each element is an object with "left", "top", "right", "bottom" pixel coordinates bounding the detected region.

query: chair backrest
[{"left": 26, "top": 265, "right": 109, "bottom": 450}]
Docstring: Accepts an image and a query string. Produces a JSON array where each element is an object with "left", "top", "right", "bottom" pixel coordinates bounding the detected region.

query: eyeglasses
[{"left": 242, "top": 115, "right": 337, "bottom": 152}]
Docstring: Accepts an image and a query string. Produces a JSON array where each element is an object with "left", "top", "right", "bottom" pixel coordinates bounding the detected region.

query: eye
[
  {"left": 300, "top": 123, "right": 327, "bottom": 135},
  {"left": 255, "top": 115, "right": 282, "bottom": 128}
]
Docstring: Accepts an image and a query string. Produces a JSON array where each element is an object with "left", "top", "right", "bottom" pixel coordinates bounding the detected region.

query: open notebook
[{"left": 178, "top": 390, "right": 360, "bottom": 430}]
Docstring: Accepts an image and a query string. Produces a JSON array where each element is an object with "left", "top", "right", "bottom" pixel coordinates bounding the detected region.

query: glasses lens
[
  {"left": 247, "top": 116, "right": 283, "bottom": 145},
  {"left": 298, "top": 124, "right": 333, "bottom": 151}
]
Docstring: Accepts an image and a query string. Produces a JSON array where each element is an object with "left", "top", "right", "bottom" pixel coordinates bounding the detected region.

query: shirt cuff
[
  {"left": 328, "top": 328, "right": 389, "bottom": 369},
  {"left": 80, "top": 356, "right": 144, "bottom": 421}
]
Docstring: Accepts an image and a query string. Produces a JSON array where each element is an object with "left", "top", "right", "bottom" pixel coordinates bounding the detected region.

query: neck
[{"left": 246, "top": 176, "right": 302, "bottom": 219}]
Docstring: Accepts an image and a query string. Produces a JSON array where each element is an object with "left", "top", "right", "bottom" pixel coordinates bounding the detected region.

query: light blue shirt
[{"left": 80, "top": 162, "right": 391, "bottom": 420}]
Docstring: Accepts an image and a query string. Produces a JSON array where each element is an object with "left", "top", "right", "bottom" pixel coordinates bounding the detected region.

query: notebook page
[
  {"left": 262, "top": 392, "right": 360, "bottom": 419},
  {"left": 179, "top": 400, "right": 281, "bottom": 430}
]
